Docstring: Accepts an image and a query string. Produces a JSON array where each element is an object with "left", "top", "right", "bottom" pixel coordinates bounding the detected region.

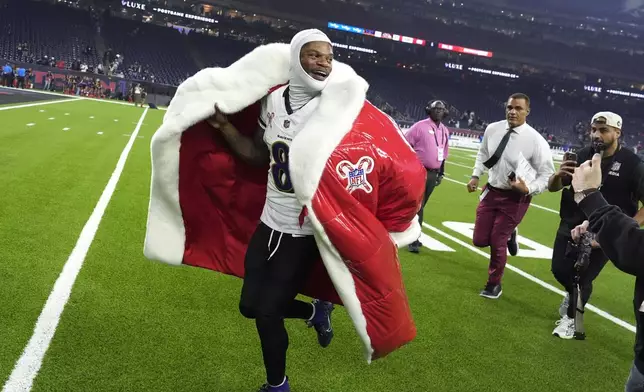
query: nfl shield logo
[
  {"left": 336, "top": 156, "right": 375, "bottom": 193},
  {"left": 349, "top": 168, "right": 364, "bottom": 187},
  {"left": 283, "top": 119, "right": 290, "bottom": 129}
]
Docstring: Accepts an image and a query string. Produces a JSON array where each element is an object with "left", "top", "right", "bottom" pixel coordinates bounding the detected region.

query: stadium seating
[
  {"left": 2, "top": 0, "right": 644, "bottom": 150},
  {"left": 0, "top": 0, "right": 100, "bottom": 68}
]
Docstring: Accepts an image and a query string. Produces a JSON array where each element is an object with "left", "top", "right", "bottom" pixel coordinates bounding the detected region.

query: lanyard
[{"left": 429, "top": 125, "right": 447, "bottom": 148}]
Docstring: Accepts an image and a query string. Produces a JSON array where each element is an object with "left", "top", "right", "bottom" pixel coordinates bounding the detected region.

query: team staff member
[
  {"left": 405, "top": 100, "right": 450, "bottom": 253},
  {"left": 547, "top": 112, "right": 644, "bottom": 339},
  {"left": 467, "top": 93, "right": 555, "bottom": 299},
  {"left": 570, "top": 152, "right": 644, "bottom": 392}
]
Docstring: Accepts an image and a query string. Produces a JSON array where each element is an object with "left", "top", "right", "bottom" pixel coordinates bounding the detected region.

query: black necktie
[{"left": 483, "top": 128, "right": 514, "bottom": 169}]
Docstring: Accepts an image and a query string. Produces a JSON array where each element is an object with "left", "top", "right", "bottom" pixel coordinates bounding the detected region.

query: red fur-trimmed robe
[{"left": 143, "top": 43, "right": 426, "bottom": 362}]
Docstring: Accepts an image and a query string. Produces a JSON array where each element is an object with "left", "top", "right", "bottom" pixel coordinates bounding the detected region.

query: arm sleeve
[
  {"left": 632, "top": 161, "right": 644, "bottom": 204},
  {"left": 526, "top": 137, "right": 556, "bottom": 195},
  {"left": 472, "top": 126, "right": 490, "bottom": 177},
  {"left": 404, "top": 124, "right": 417, "bottom": 148},
  {"left": 579, "top": 191, "right": 644, "bottom": 277},
  {"left": 443, "top": 128, "right": 450, "bottom": 160},
  {"left": 257, "top": 96, "right": 268, "bottom": 130}
]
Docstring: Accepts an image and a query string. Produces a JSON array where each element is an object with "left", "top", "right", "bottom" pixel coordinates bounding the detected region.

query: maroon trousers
[{"left": 472, "top": 185, "right": 531, "bottom": 285}]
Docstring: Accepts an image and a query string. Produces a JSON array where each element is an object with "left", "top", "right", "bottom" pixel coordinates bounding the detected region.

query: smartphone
[{"left": 563, "top": 151, "right": 577, "bottom": 162}]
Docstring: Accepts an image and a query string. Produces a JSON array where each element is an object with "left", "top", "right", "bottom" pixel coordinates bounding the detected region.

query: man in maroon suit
[{"left": 466, "top": 93, "right": 555, "bottom": 299}]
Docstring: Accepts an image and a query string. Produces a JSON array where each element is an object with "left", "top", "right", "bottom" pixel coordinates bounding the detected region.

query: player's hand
[
  {"left": 571, "top": 220, "right": 589, "bottom": 243},
  {"left": 509, "top": 176, "right": 529, "bottom": 195},
  {"left": 467, "top": 177, "right": 479, "bottom": 193},
  {"left": 208, "top": 104, "right": 230, "bottom": 130},
  {"left": 556, "top": 160, "right": 577, "bottom": 178}
]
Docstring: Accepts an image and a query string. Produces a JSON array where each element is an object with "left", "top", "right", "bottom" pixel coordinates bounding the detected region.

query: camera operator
[
  {"left": 547, "top": 112, "right": 644, "bottom": 339},
  {"left": 571, "top": 153, "right": 644, "bottom": 392}
]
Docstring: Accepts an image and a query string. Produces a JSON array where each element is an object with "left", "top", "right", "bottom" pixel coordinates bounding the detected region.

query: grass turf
[{"left": 0, "top": 100, "right": 637, "bottom": 391}]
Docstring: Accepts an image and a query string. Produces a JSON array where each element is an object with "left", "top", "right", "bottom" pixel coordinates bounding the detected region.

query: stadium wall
[{"left": 1, "top": 58, "right": 175, "bottom": 106}]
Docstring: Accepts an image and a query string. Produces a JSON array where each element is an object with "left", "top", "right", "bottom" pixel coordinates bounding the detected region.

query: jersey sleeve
[{"left": 258, "top": 96, "right": 268, "bottom": 130}]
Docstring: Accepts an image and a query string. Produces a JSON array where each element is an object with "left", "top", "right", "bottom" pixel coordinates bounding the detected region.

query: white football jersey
[{"left": 258, "top": 86, "right": 320, "bottom": 235}]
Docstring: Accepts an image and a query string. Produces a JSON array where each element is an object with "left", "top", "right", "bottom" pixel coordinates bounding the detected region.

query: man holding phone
[{"left": 548, "top": 111, "right": 644, "bottom": 339}]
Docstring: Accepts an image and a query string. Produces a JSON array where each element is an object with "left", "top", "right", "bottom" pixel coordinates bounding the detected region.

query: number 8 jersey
[{"left": 258, "top": 86, "right": 320, "bottom": 235}]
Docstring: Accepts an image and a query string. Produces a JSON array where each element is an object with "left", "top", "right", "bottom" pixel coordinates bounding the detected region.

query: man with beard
[
  {"left": 548, "top": 111, "right": 644, "bottom": 339},
  {"left": 405, "top": 100, "right": 450, "bottom": 253}
]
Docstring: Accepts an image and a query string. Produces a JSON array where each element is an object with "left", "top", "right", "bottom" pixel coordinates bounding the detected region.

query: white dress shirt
[{"left": 472, "top": 120, "right": 555, "bottom": 195}]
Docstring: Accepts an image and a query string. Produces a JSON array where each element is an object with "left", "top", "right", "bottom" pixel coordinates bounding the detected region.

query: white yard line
[
  {"left": 450, "top": 146, "right": 479, "bottom": 153},
  {"left": 446, "top": 161, "right": 473, "bottom": 170},
  {"left": 2, "top": 108, "right": 150, "bottom": 392},
  {"left": 0, "top": 98, "right": 79, "bottom": 111},
  {"left": 421, "top": 222, "right": 636, "bottom": 333}
]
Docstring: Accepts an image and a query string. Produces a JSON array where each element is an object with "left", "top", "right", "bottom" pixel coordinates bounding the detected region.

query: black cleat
[
  {"left": 480, "top": 283, "right": 503, "bottom": 299},
  {"left": 408, "top": 240, "right": 421, "bottom": 253}
]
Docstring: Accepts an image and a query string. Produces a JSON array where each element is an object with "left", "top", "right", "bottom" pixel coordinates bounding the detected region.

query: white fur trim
[
  {"left": 389, "top": 220, "right": 422, "bottom": 248},
  {"left": 286, "top": 53, "right": 375, "bottom": 362},
  {"left": 144, "top": 42, "right": 380, "bottom": 362},
  {"left": 144, "top": 43, "right": 291, "bottom": 264},
  {"left": 144, "top": 129, "right": 184, "bottom": 265}
]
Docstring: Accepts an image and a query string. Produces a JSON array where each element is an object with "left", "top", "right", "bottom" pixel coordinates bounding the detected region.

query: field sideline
[{"left": 0, "top": 93, "right": 638, "bottom": 392}]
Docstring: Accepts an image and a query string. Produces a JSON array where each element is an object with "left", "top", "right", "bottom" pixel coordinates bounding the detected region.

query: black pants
[
  {"left": 239, "top": 222, "right": 319, "bottom": 385},
  {"left": 416, "top": 169, "right": 440, "bottom": 228},
  {"left": 550, "top": 232, "right": 608, "bottom": 318}
]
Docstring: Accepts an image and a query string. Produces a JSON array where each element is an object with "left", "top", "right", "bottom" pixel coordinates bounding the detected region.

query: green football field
[{"left": 0, "top": 96, "right": 638, "bottom": 392}]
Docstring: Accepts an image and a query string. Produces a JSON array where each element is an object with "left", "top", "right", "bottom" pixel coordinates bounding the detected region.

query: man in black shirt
[
  {"left": 547, "top": 111, "right": 644, "bottom": 339},
  {"left": 570, "top": 152, "right": 644, "bottom": 391}
]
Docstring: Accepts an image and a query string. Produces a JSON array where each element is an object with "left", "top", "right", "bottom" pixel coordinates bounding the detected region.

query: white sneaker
[
  {"left": 559, "top": 294, "right": 570, "bottom": 318},
  {"left": 553, "top": 315, "right": 575, "bottom": 339}
]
